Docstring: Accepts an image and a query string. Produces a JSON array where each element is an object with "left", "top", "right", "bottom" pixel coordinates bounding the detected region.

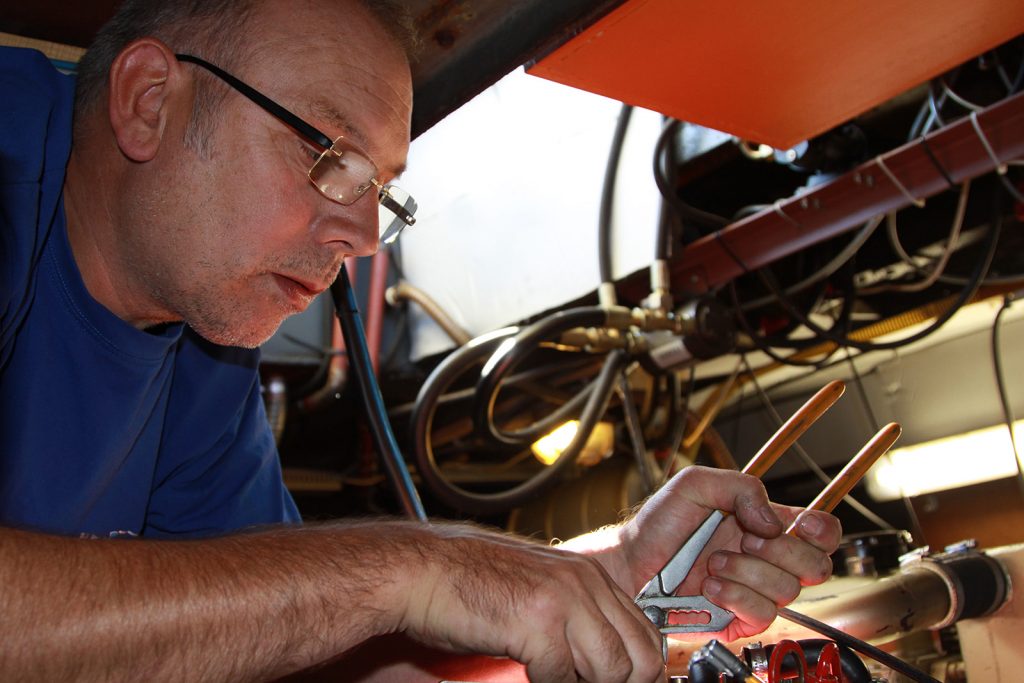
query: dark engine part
[
  {"left": 836, "top": 529, "right": 916, "bottom": 577},
  {"left": 646, "top": 296, "right": 736, "bottom": 371}
]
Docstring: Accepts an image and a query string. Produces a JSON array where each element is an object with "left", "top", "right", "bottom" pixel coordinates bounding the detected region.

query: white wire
[{"left": 861, "top": 180, "right": 971, "bottom": 295}]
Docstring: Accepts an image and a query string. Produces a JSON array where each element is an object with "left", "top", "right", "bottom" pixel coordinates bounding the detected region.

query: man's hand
[
  {"left": 573, "top": 466, "right": 842, "bottom": 642},
  {"left": 396, "top": 524, "right": 665, "bottom": 683}
]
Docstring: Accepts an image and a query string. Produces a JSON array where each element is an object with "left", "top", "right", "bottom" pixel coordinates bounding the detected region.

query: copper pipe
[
  {"left": 743, "top": 380, "right": 846, "bottom": 479},
  {"left": 786, "top": 421, "right": 902, "bottom": 534}
]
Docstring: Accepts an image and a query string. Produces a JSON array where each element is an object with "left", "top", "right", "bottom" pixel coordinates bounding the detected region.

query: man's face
[{"left": 122, "top": 0, "right": 413, "bottom": 348}]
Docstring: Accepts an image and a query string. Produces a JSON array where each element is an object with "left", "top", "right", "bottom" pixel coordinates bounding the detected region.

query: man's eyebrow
[
  {"left": 308, "top": 100, "right": 368, "bottom": 146},
  {"left": 307, "top": 99, "right": 406, "bottom": 177}
]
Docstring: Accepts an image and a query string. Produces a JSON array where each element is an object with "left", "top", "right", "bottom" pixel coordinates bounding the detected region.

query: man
[{"left": 0, "top": 0, "right": 841, "bottom": 680}]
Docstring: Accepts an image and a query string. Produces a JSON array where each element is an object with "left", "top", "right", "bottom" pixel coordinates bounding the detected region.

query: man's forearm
[{"left": 0, "top": 522, "right": 426, "bottom": 682}]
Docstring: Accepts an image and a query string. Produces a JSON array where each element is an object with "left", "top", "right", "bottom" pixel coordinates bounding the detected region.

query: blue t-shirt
[{"left": 0, "top": 47, "right": 300, "bottom": 538}]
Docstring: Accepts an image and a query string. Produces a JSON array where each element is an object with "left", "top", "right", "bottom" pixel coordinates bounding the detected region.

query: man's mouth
[{"left": 272, "top": 273, "right": 326, "bottom": 309}]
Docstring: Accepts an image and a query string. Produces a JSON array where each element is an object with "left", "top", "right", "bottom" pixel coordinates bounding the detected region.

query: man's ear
[{"left": 107, "top": 38, "right": 187, "bottom": 162}]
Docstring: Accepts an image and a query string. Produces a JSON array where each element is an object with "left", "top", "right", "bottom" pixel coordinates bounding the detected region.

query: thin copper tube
[
  {"left": 742, "top": 380, "right": 846, "bottom": 478},
  {"left": 786, "top": 421, "right": 902, "bottom": 534}
]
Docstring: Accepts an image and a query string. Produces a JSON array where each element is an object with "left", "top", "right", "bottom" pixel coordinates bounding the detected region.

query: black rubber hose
[
  {"left": 653, "top": 119, "right": 729, "bottom": 239},
  {"left": 473, "top": 306, "right": 610, "bottom": 447},
  {"left": 331, "top": 263, "right": 427, "bottom": 522},
  {"left": 746, "top": 203, "right": 1001, "bottom": 353},
  {"left": 413, "top": 347, "right": 628, "bottom": 515},
  {"left": 599, "top": 104, "right": 633, "bottom": 287}
]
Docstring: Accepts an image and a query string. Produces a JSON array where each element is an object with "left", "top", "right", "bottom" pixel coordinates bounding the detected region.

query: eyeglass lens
[{"left": 309, "top": 141, "right": 416, "bottom": 243}]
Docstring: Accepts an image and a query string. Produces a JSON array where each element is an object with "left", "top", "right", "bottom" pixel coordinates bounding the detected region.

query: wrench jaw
[{"left": 635, "top": 595, "right": 736, "bottom": 634}]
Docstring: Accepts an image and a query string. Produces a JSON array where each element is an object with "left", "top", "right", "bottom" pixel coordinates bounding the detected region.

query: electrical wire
[
  {"left": 473, "top": 306, "right": 609, "bottom": 447},
  {"left": 742, "top": 205, "right": 1002, "bottom": 353},
  {"left": 741, "top": 356, "right": 896, "bottom": 531},
  {"left": 740, "top": 215, "right": 884, "bottom": 312},
  {"left": 844, "top": 349, "right": 881, "bottom": 433},
  {"left": 844, "top": 348, "right": 928, "bottom": 543},
  {"left": 729, "top": 259, "right": 857, "bottom": 368},
  {"left": 862, "top": 179, "right": 971, "bottom": 294},
  {"left": 991, "top": 295, "right": 1024, "bottom": 490}
]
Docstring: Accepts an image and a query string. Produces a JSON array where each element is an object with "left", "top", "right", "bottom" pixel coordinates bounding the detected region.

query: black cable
[
  {"left": 738, "top": 216, "right": 883, "bottom": 313},
  {"left": 918, "top": 137, "right": 957, "bottom": 190},
  {"left": 653, "top": 119, "right": 729, "bottom": 240},
  {"left": 748, "top": 205, "right": 1002, "bottom": 353},
  {"left": 844, "top": 349, "right": 880, "bottom": 433},
  {"left": 844, "top": 348, "right": 928, "bottom": 543},
  {"left": 721, "top": 234, "right": 837, "bottom": 368},
  {"left": 992, "top": 295, "right": 1023, "bottom": 485},
  {"left": 473, "top": 306, "right": 609, "bottom": 447},
  {"left": 412, "top": 345, "right": 628, "bottom": 514},
  {"left": 599, "top": 104, "right": 633, "bottom": 286},
  {"left": 728, "top": 280, "right": 843, "bottom": 369},
  {"left": 657, "top": 366, "right": 696, "bottom": 488},
  {"left": 331, "top": 263, "right": 427, "bottom": 522},
  {"left": 753, "top": 258, "right": 859, "bottom": 354},
  {"left": 778, "top": 608, "right": 941, "bottom": 683}
]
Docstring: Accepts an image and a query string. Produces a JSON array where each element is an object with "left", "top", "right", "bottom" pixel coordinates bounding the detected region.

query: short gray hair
[
  {"left": 73, "top": 0, "right": 418, "bottom": 152},
  {"left": 74, "top": 0, "right": 258, "bottom": 152}
]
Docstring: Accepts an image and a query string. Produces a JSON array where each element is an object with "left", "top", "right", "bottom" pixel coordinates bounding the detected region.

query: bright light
[
  {"left": 866, "top": 420, "right": 1024, "bottom": 501},
  {"left": 531, "top": 420, "right": 580, "bottom": 465},
  {"left": 531, "top": 420, "right": 615, "bottom": 466}
]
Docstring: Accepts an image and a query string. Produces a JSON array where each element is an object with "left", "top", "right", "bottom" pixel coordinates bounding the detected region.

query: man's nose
[{"left": 318, "top": 194, "right": 380, "bottom": 257}]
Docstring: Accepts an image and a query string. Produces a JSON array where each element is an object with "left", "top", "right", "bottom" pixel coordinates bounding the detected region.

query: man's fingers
[
  {"left": 700, "top": 573, "right": 779, "bottom": 634},
  {"left": 505, "top": 552, "right": 662, "bottom": 683},
  {"left": 565, "top": 574, "right": 662, "bottom": 683},
  {"left": 706, "top": 549, "right": 803, "bottom": 606},
  {"left": 567, "top": 616, "right": 633, "bottom": 683},
  {"left": 642, "top": 468, "right": 782, "bottom": 538},
  {"left": 523, "top": 632, "right": 577, "bottom": 683},
  {"left": 604, "top": 587, "right": 665, "bottom": 682},
  {"left": 787, "top": 510, "right": 843, "bottom": 553}
]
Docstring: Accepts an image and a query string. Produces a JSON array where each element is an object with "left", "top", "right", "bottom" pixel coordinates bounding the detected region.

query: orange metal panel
[{"left": 528, "top": 0, "right": 1024, "bottom": 149}]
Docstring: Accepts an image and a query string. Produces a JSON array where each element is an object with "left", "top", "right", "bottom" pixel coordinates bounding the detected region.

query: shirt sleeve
[
  {"left": 143, "top": 329, "right": 300, "bottom": 538},
  {"left": 0, "top": 47, "right": 74, "bottom": 370}
]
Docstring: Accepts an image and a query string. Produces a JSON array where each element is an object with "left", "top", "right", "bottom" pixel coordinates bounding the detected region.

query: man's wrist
[{"left": 551, "top": 524, "right": 630, "bottom": 588}]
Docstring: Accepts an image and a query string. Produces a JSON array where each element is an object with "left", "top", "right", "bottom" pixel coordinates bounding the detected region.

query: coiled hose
[
  {"left": 412, "top": 325, "right": 628, "bottom": 515},
  {"left": 472, "top": 306, "right": 611, "bottom": 448}
]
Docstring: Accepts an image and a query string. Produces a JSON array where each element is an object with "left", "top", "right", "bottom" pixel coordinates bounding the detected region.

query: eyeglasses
[{"left": 175, "top": 54, "right": 416, "bottom": 245}]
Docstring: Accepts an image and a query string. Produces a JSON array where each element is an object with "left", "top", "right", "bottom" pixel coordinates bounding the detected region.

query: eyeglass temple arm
[
  {"left": 379, "top": 190, "right": 416, "bottom": 226},
  {"left": 174, "top": 54, "right": 334, "bottom": 150}
]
